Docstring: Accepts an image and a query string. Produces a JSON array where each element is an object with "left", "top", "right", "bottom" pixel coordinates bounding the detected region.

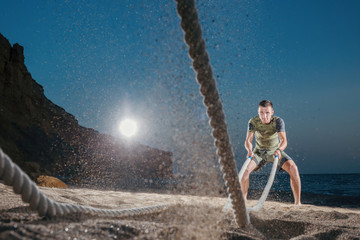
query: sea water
[{"left": 250, "top": 173, "right": 360, "bottom": 197}]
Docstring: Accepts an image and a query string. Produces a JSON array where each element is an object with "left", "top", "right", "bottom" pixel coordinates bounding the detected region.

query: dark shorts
[{"left": 253, "top": 148, "right": 292, "bottom": 172}]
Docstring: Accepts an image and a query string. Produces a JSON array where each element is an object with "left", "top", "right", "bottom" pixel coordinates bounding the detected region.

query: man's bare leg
[
  {"left": 240, "top": 161, "right": 257, "bottom": 201},
  {"left": 282, "top": 160, "right": 301, "bottom": 205}
]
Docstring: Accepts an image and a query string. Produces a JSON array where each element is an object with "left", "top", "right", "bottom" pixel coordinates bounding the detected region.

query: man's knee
[
  {"left": 241, "top": 162, "right": 256, "bottom": 181},
  {"left": 284, "top": 160, "right": 299, "bottom": 175},
  {"left": 242, "top": 169, "right": 252, "bottom": 180}
]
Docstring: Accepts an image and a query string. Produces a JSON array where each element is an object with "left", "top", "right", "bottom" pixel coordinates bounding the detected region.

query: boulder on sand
[{"left": 36, "top": 175, "right": 67, "bottom": 189}]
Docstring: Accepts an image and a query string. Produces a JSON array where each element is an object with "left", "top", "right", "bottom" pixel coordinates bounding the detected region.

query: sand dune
[{"left": 1, "top": 183, "right": 359, "bottom": 239}]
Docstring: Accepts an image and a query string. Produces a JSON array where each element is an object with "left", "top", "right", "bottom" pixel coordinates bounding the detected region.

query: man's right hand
[{"left": 247, "top": 152, "right": 255, "bottom": 159}]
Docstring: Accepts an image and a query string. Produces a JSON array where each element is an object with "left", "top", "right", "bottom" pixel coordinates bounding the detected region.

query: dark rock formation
[{"left": 0, "top": 33, "right": 173, "bottom": 190}]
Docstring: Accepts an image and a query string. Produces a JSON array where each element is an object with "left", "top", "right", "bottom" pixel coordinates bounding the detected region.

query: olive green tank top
[{"left": 247, "top": 116, "right": 285, "bottom": 150}]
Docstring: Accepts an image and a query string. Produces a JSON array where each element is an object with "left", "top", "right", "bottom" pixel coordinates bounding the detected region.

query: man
[{"left": 241, "top": 100, "right": 301, "bottom": 205}]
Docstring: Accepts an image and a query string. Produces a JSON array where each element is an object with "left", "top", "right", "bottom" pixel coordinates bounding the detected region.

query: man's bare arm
[
  {"left": 275, "top": 131, "right": 288, "bottom": 158},
  {"left": 277, "top": 131, "right": 288, "bottom": 151},
  {"left": 244, "top": 131, "right": 255, "bottom": 158}
]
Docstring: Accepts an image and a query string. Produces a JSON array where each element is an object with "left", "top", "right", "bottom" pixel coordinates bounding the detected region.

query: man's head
[{"left": 258, "top": 100, "right": 274, "bottom": 124}]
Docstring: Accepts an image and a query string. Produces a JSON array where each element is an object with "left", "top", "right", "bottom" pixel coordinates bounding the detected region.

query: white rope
[
  {"left": 223, "top": 156, "right": 279, "bottom": 221},
  {"left": 0, "top": 147, "right": 168, "bottom": 218},
  {"left": 249, "top": 156, "right": 278, "bottom": 212}
]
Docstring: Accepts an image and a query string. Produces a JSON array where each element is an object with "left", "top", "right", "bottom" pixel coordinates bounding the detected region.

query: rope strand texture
[
  {"left": 0, "top": 147, "right": 167, "bottom": 218},
  {"left": 175, "top": 0, "right": 248, "bottom": 227}
]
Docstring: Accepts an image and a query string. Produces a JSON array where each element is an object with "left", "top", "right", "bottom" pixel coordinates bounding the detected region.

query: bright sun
[{"left": 119, "top": 119, "right": 138, "bottom": 138}]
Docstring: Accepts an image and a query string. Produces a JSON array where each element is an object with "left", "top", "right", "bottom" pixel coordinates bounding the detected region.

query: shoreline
[{"left": 247, "top": 189, "right": 360, "bottom": 209}]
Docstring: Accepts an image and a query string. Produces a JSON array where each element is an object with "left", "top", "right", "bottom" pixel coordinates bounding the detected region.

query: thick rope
[
  {"left": 0, "top": 147, "right": 167, "bottom": 218},
  {"left": 223, "top": 156, "right": 279, "bottom": 220},
  {"left": 223, "top": 157, "right": 252, "bottom": 212},
  {"left": 175, "top": 0, "right": 248, "bottom": 227},
  {"left": 249, "top": 156, "right": 278, "bottom": 212}
]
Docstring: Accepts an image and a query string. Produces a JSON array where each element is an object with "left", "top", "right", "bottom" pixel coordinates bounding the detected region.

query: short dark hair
[{"left": 259, "top": 100, "right": 273, "bottom": 108}]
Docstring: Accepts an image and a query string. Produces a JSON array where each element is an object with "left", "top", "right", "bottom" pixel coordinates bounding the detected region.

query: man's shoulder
[
  {"left": 248, "top": 116, "right": 261, "bottom": 131},
  {"left": 249, "top": 116, "right": 260, "bottom": 122},
  {"left": 274, "top": 116, "right": 285, "bottom": 123},
  {"left": 274, "top": 116, "right": 286, "bottom": 132}
]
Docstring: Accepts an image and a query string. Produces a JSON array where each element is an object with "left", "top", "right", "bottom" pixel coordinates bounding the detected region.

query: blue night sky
[{"left": 1, "top": 0, "right": 359, "bottom": 174}]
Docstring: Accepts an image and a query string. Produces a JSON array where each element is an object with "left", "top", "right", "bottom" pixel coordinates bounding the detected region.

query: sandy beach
[{"left": 1, "top": 183, "right": 359, "bottom": 239}]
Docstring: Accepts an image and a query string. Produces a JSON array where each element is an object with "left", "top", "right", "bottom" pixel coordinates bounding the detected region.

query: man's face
[{"left": 258, "top": 106, "right": 274, "bottom": 124}]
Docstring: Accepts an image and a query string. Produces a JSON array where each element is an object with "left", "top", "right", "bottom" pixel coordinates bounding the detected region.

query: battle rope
[
  {"left": 0, "top": 147, "right": 167, "bottom": 218},
  {"left": 223, "top": 156, "right": 279, "bottom": 221},
  {"left": 248, "top": 156, "right": 279, "bottom": 212},
  {"left": 175, "top": 0, "right": 248, "bottom": 227}
]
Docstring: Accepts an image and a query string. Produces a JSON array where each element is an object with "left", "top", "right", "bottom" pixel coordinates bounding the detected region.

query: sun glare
[{"left": 119, "top": 119, "right": 138, "bottom": 138}]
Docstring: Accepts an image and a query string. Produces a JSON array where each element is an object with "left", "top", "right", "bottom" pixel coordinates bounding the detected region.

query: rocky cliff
[{"left": 0, "top": 33, "right": 173, "bottom": 189}]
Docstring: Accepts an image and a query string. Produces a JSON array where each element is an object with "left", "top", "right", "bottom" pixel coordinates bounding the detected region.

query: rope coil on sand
[
  {"left": 175, "top": 0, "right": 248, "bottom": 227},
  {"left": 0, "top": 147, "right": 167, "bottom": 218}
]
